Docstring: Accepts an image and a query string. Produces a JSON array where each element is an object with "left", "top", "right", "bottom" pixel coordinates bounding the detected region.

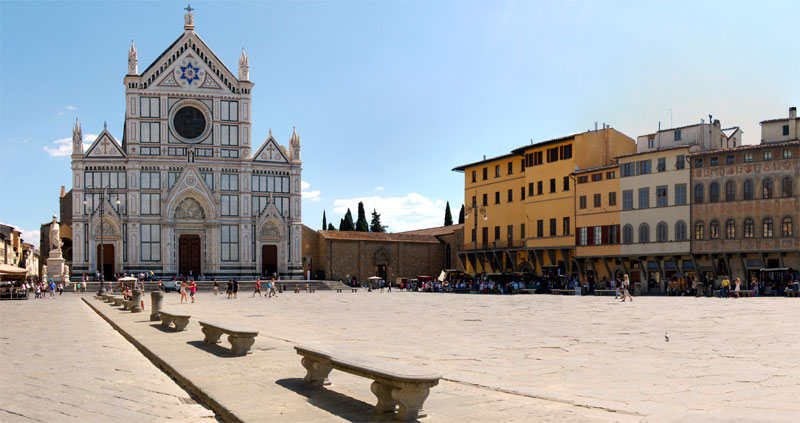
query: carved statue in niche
[{"left": 175, "top": 197, "right": 206, "bottom": 219}]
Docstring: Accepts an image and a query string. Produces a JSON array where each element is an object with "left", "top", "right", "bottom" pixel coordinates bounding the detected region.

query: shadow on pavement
[
  {"left": 186, "top": 340, "right": 240, "bottom": 358},
  {"left": 149, "top": 323, "right": 181, "bottom": 333},
  {"left": 276, "top": 378, "right": 404, "bottom": 422}
]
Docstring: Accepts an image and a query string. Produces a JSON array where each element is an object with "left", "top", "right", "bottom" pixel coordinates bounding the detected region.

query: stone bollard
[
  {"left": 150, "top": 290, "right": 164, "bottom": 321},
  {"left": 131, "top": 289, "right": 143, "bottom": 313}
]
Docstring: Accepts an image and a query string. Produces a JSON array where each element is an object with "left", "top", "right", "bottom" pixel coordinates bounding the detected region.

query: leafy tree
[
  {"left": 458, "top": 204, "right": 465, "bottom": 224},
  {"left": 444, "top": 201, "right": 453, "bottom": 226},
  {"left": 340, "top": 208, "right": 355, "bottom": 231},
  {"left": 355, "top": 201, "right": 369, "bottom": 232},
  {"left": 327, "top": 223, "right": 336, "bottom": 230},
  {"left": 370, "top": 209, "right": 387, "bottom": 233},
  {"left": 322, "top": 211, "right": 327, "bottom": 230}
]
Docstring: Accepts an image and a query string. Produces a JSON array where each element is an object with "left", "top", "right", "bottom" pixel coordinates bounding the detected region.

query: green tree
[
  {"left": 339, "top": 209, "right": 355, "bottom": 231},
  {"left": 370, "top": 209, "right": 387, "bottom": 233},
  {"left": 322, "top": 210, "right": 327, "bottom": 230},
  {"left": 444, "top": 201, "right": 453, "bottom": 226},
  {"left": 327, "top": 223, "right": 336, "bottom": 230},
  {"left": 355, "top": 202, "right": 369, "bottom": 232},
  {"left": 458, "top": 204, "right": 465, "bottom": 224}
]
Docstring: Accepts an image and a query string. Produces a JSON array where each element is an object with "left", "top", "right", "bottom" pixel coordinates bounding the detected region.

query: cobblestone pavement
[
  {"left": 0, "top": 296, "right": 217, "bottom": 422},
  {"left": 89, "top": 291, "right": 799, "bottom": 422}
]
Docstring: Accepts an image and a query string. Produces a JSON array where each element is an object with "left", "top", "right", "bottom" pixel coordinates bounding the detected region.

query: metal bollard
[
  {"left": 150, "top": 290, "right": 163, "bottom": 321},
  {"left": 131, "top": 289, "right": 143, "bottom": 313}
]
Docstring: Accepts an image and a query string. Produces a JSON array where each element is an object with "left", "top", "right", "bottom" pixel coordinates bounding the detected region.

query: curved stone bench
[
  {"left": 160, "top": 310, "right": 191, "bottom": 331},
  {"left": 199, "top": 321, "right": 258, "bottom": 356},
  {"left": 112, "top": 297, "right": 125, "bottom": 307},
  {"left": 122, "top": 300, "right": 134, "bottom": 310},
  {"left": 295, "top": 344, "right": 441, "bottom": 421}
]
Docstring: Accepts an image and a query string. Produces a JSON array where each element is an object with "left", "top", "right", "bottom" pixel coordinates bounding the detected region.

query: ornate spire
[
  {"left": 128, "top": 40, "right": 138, "bottom": 74},
  {"left": 72, "top": 117, "right": 83, "bottom": 155},
  {"left": 238, "top": 47, "right": 249, "bottom": 81},
  {"left": 184, "top": 4, "right": 195, "bottom": 30},
  {"left": 290, "top": 126, "right": 301, "bottom": 162}
]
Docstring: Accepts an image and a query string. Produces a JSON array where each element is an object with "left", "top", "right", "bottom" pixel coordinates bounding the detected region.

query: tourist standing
[
  {"left": 190, "top": 280, "right": 197, "bottom": 303},
  {"left": 226, "top": 280, "right": 233, "bottom": 299},
  {"left": 252, "top": 279, "right": 262, "bottom": 297},
  {"left": 180, "top": 280, "right": 188, "bottom": 304},
  {"left": 213, "top": 279, "right": 219, "bottom": 296},
  {"left": 751, "top": 278, "right": 759, "bottom": 297},
  {"left": 233, "top": 278, "right": 239, "bottom": 298},
  {"left": 614, "top": 277, "right": 621, "bottom": 299},
  {"left": 721, "top": 277, "right": 730, "bottom": 298},
  {"left": 621, "top": 275, "right": 633, "bottom": 302},
  {"left": 733, "top": 278, "right": 741, "bottom": 298},
  {"left": 49, "top": 280, "right": 56, "bottom": 298},
  {"left": 57, "top": 283, "right": 63, "bottom": 295}
]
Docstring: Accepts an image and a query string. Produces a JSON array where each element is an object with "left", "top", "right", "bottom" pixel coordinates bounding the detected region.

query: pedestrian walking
[
  {"left": 721, "top": 277, "right": 731, "bottom": 298},
  {"left": 226, "top": 280, "right": 233, "bottom": 299},
  {"left": 180, "top": 280, "right": 188, "bottom": 304},
  {"left": 733, "top": 277, "right": 741, "bottom": 298},
  {"left": 621, "top": 274, "right": 633, "bottom": 302},
  {"left": 213, "top": 279, "right": 219, "bottom": 296},
  {"left": 49, "top": 280, "right": 56, "bottom": 298},
  {"left": 268, "top": 278, "right": 277, "bottom": 298},
  {"left": 233, "top": 278, "right": 239, "bottom": 298},
  {"left": 252, "top": 279, "right": 262, "bottom": 297},
  {"left": 58, "top": 283, "right": 63, "bottom": 295},
  {"left": 614, "top": 277, "right": 621, "bottom": 299},
  {"left": 387, "top": 281, "right": 392, "bottom": 292},
  {"left": 190, "top": 280, "right": 197, "bottom": 303}
]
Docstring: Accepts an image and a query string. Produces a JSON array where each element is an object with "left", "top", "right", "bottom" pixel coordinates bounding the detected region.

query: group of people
[
  {"left": 251, "top": 278, "right": 280, "bottom": 298},
  {"left": 179, "top": 279, "right": 198, "bottom": 303}
]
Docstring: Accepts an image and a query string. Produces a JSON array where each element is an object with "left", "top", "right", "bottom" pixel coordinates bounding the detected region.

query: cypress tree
[
  {"left": 444, "top": 201, "right": 453, "bottom": 226},
  {"left": 340, "top": 209, "right": 355, "bottom": 231},
  {"left": 322, "top": 211, "right": 327, "bottom": 230},
  {"left": 458, "top": 204, "right": 465, "bottom": 224},
  {"left": 355, "top": 201, "right": 369, "bottom": 232},
  {"left": 370, "top": 209, "right": 387, "bottom": 233}
]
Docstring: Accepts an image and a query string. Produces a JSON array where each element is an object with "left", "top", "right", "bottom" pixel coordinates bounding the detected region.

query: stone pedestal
[
  {"left": 150, "top": 291, "right": 164, "bottom": 321},
  {"left": 131, "top": 289, "right": 143, "bottom": 313},
  {"left": 46, "top": 249, "right": 68, "bottom": 283}
]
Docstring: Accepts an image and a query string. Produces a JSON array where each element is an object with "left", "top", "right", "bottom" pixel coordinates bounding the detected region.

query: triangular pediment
[
  {"left": 85, "top": 130, "right": 125, "bottom": 158},
  {"left": 253, "top": 136, "right": 289, "bottom": 164},
  {"left": 140, "top": 31, "right": 239, "bottom": 92},
  {"left": 165, "top": 166, "right": 216, "bottom": 220}
]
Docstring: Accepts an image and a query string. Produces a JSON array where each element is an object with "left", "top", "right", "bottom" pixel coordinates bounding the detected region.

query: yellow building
[
  {"left": 573, "top": 164, "right": 622, "bottom": 283},
  {"left": 453, "top": 128, "right": 636, "bottom": 276}
]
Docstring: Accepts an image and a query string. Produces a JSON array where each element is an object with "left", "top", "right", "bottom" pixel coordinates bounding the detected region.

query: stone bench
[
  {"left": 594, "top": 289, "right": 617, "bottom": 296},
  {"left": 516, "top": 289, "right": 536, "bottom": 294},
  {"left": 785, "top": 289, "right": 799, "bottom": 297},
  {"left": 551, "top": 289, "right": 576, "bottom": 295},
  {"left": 112, "top": 297, "right": 125, "bottom": 307},
  {"left": 199, "top": 321, "right": 259, "bottom": 356},
  {"left": 159, "top": 310, "right": 191, "bottom": 331},
  {"left": 295, "top": 344, "right": 441, "bottom": 421},
  {"left": 122, "top": 299, "right": 134, "bottom": 310}
]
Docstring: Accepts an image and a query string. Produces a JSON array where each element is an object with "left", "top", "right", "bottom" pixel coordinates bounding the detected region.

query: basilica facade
[{"left": 70, "top": 9, "right": 303, "bottom": 280}]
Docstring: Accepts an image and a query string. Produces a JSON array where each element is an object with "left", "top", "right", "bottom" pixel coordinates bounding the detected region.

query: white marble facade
[{"left": 70, "top": 9, "right": 302, "bottom": 280}]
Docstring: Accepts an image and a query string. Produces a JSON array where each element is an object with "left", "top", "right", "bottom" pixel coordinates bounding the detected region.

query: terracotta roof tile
[
  {"left": 689, "top": 140, "right": 800, "bottom": 157},
  {"left": 318, "top": 230, "right": 441, "bottom": 243},
  {"left": 399, "top": 224, "right": 464, "bottom": 236}
]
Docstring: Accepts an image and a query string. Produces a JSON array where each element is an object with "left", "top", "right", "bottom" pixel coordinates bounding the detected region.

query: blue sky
[{"left": 1, "top": 0, "right": 798, "bottom": 247}]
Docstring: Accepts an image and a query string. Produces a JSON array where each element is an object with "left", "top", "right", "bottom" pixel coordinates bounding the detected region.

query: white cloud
[
  {"left": 0, "top": 223, "right": 40, "bottom": 249},
  {"left": 333, "top": 193, "right": 446, "bottom": 232},
  {"left": 301, "top": 180, "right": 320, "bottom": 202},
  {"left": 57, "top": 105, "right": 76, "bottom": 116},
  {"left": 374, "top": 186, "right": 385, "bottom": 192},
  {"left": 66, "top": 105, "right": 76, "bottom": 111},
  {"left": 44, "top": 134, "right": 96, "bottom": 157}
]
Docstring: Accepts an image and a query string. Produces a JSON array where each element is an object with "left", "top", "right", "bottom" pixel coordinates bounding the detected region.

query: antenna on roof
[
  {"left": 669, "top": 109, "right": 673, "bottom": 128},
  {"left": 530, "top": 139, "right": 533, "bottom": 145}
]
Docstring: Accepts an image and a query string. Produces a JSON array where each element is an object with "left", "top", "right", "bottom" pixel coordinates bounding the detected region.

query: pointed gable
[
  {"left": 253, "top": 135, "right": 289, "bottom": 164},
  {"left": 85, "top": 129, "right": 125, "bottom": 158},
  {"left": 165, "top": 166, "right": 216, "bottom": 219}
]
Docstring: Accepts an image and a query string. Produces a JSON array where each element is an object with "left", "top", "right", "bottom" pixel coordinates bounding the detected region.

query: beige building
[{"left": 760, "top": 107, "right": 798, "bottom": 144}]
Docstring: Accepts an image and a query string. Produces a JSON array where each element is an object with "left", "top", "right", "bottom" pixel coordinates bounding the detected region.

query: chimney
[
  {"left": 60, "top": 186, "right": 66, "bottom": 198},
  {"left": 790, "top": 107, "right": 797, "bottom": 120},
  {"left": 595, "top": 122, "right": 598, "bottom": 131}
]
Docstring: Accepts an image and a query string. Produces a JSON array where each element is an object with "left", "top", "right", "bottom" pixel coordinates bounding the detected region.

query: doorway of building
[
  {"left": 377, "top": 265, "right": 387, "bottom": 284},
  {"left": 178, "top": 235, "right": 202, "bottom": 277},
  {"left": 262, "top": 245, "right": 277, "bottom": 277},
  {"left": 97, "top": 244, "right": 114, "bottom": 279}
]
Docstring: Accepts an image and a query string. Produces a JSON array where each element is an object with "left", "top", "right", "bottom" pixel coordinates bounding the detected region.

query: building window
[
  {"left": 537, "top": 220, "right": 543, "bottom": 237},
  {"left": 763, "top": 218, "right": 774, "bottom": 237},
  {"left": 623, "top": 224, "right": 633, "bottom": 244},
  {"left": 695, "top": 158, "right": 704, "bottom": 168},
  {"left": 621, "top": 163, "right": 634, "bottom": 177},
  {"left": 521, "top": 186, "right": 525, "bottom": 200},
  {"left": 495, "top": 165, "right": 500, "bottom": 177},
  {"left": 744, "top": 218, "right": 754, "bottom": 238},
  {"left": 507, "top": 162, "right": 513, "bottom": 175},
  {"left": 140, "top": 97, "right": 160, "bottom": 117},
  {"left": 220, "top": 173, "right": 239, "bottom": 191},
  {"left": 550, "top": 219, "right": 557, "bottom": 237},
  {"left": 547, "top": 147, "right": 559, "bottom": 162},
  {"left": 675, "top": 220, "right": 687, "bottom": 241},
  {"left": 537, "top": 181, "right": 543, "bottom": 195},
  {"left": 783, "top": 125, "right": 790, "bottom": 136},
  {"left": 674, "top": 130, "right": 681, "bottom": 141},
  {"left": 563, "top": 176, "right": 570, "bottom": 191},
  {"left": 638, "top": 223, "right": 649, "bottom": 243},
  {"left": 726, "top": 155, "right": 735, "bottom": 164},
  {"left": 694, "top": 221, "right": 704, "bottom": 240},
  {"left": 201, "top": 172, "right": 213, "bottom": 190},
  {"left": 579, "top": 227, "right": 588, "bottom": 246},
  {"left": 221, "top": 194, "right": 239, "bottom": 216},
  {"left": 606, "top": 171, "right": 616, "bottom": 179},
  {"left": 563, "top": 217, "right": 570, "bottom": 235},
  {"left": 495, "top": 191, "right": 500, "bottom": 204},
  {"left": 638, "top": 187, "right": 649, "bottom": 209},
  {"left": 648, "top": 137, "right": 655, "bottom": 148},
  {"left": 471, "top": 228, "right": 476, "bottom": 243},
  {"left": 167, "top": 171, "right": 181, "bottom": 190},
  {"left": 591, "top": 173, "right": 602, "bottom": 182},
  {"left": 507, "top": 225, "right": 513, "bottom": 243},
  {"left": 622, "top": 190, "right": 633, "bottom": 210},
  {"left": 140, "top": 122, "right": 160, "bottom": 143},
  {"left": 577, "top": 175, "right": 588, "bottom": 184},
  {"left": 220, "top": 224, "right": 239, "bottom": 261},
  {"left": 657, "top": 157, "right": 666, "bottom": 172},
  {"left": 725, "top": 219, "right": 736, "bottom": 239},
  {"left": 593, "top": 193, "right": 601, "bottom": 208},
  {"left": 609, "top": 225, "right": 618, "bottom": 244},
  {"left": 656, "top": 221, "right": 668, "bottom": 242},
  {"left": 220, "top": 125, "right": 239, "bottom": 146},
  {"left": 675, "top": 155, "right": 685, "bottom": 169},
  {"left": 550, "top": 178, "right": 556, "bottom": 193},
  {"left": 710, "top": 157, "right": 719, "bottom": 166},
  {"left": 482, "top": 167, "right": 487, "bottom": 180},
  {"left": 482, "top": 194, "right": 487, "bottom": 206},
  {"left": 140, "top": 224, "right": 160, "bottom": 261},
  {"left": 494, "top": 226, "right": 500, "bottom": 240},
  {"left": 638, "top": 160, "right": 652, "bottom": 175},
  {"left": 520, "top": 223, "right": 525, "bottom": 239},
  {"left": 744, "top": 180, "right": 754, "bottom": 200},
  {"left": 471, "top": 196, "right": 477, "bottom": 207},
  {"left": 694, "top": 184, "right": 704, "bottom": 204},
  {"left": 471, "top": 171, "right": 476, "bottom": 183},
  {"left": 782, "top": 217, "right": 793, "bottom": 237},
  {"left": 709, "top": 182, "right": 720, "bottom": 202},
  {"left": 782, "top": 177, "right": 793, "bottom": 197},
  {"left": 725, "top": 181, "right": 736, "bottom": 201},
  {"left": 140, "top": 171, "right": 160, "bottom": 189},
  {"left": 528, "top": 183, "right": 534, "bottom": 197},
  {"left": 710, "top": 220, "right": 719, "bottom": 239},
  {"left": 783, "top": 149, "right": 793, "bottom": 159},
  {"left": 762, "top": 179, "right": 773, "bottom": 199},
  {"left": 608, "top": 191, "right": 617, "bottom": 206},
  {"left": 594, "top": 226, "right": 602, "bottom": 245},
  {"left": 656, "top": 186, "right": 668, "bottom": 207},
  {"left": 763, "top": 151, "right": 773, "bottom": 161},
  {"left": 140, "top": 193, "right": 161, "bottom": 215},
  {"left": 560, "top": 144, "right": 573, "bottom": 159},
  {"left": 220, "top": 100, "right": 239, "bottom": 121},
  {"left": 744, "top": 153, "right": 753, "bottom": 162},
  {"left": 672, "top": 183, "right": 686, "bottom": 205},
  {"left": 579, "top": 195, "right": 587, "bottom": 209},
  {"left": 507, "top": 189, "right": 513, "bottom": 202}
]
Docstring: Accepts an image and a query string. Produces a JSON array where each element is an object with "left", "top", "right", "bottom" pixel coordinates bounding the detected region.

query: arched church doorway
[
  {"left": 262, "top": 245, "right": 277, "bottom": 277},
  {"left": 178, "top": 235, "right": 202, "bottom": 277},
  {"left": 97, "top": 244, "right": 114, "bottom": 278}
]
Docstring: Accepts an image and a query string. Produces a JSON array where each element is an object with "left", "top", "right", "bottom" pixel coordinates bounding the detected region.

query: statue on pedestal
[{"left": 49, "top": 214, "right": 62, "bottom": 251}]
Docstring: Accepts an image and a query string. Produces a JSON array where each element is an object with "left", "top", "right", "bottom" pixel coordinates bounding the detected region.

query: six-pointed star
[{"left": 180, "top": 63, "right": 200, "bottom": 84}]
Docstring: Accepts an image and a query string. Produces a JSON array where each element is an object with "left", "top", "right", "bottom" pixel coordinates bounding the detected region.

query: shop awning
[{"left": 0, "top": 264, "right": 28, "bottom": 277}]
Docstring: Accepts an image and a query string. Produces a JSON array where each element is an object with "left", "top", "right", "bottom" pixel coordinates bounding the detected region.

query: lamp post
[
  {"left": 464, "top": 203, "right": 487, "bottom": 275},
  {"left": 84, "top": 186, "right": 120, "bottom": 295}
]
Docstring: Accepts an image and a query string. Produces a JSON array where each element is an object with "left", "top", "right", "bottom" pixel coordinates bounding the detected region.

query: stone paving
[
  {"left": 3, "top": 291, "right": 800, "bottom": 422},
  {"left": 0, "top": 296, "right": 217, "bottom": 422}
]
